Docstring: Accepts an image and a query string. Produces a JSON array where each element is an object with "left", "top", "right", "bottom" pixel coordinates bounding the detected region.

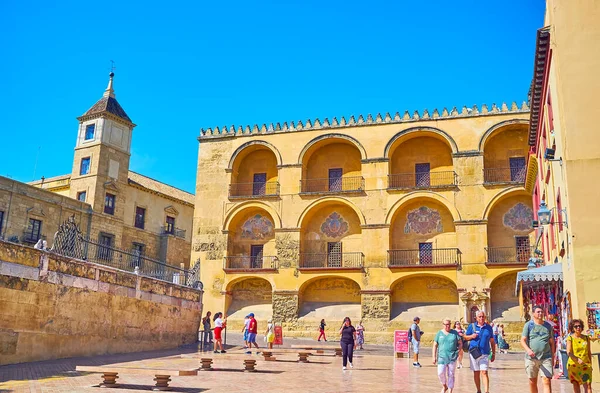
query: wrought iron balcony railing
[
  {"left": 229, "top": 182, "right": 280, "bottom": 198},
  {"left": 485, "top": 246, "right": 534, "bottom": 264},
  {"left": 299, "top": 252, "right": 364, "bottom": 269},
  {"left": 388, "top": 171, "right": 457, "bottom": 189},
  {"left": 387, "top": 248, "right": 461, "bottom": 267},
  {"left": 223, "top": 256, "right": 277, "bottom": 270},
  {"left": 161, "top": 226, "right": 186, "bottom": 239},
  {"left": 300, "top": 176, "right": 365, "bottom": 194},
  {"left": 483, "top": 167, "right": 526, "bottom": 184}
]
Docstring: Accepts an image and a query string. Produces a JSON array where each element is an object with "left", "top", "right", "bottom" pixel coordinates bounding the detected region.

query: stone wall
[{"left": 0, "top": 240, "right": 203, "bottom": 365}]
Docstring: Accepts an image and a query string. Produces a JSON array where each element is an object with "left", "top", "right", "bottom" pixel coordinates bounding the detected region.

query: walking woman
[
  {"left": 355, "top": 321, "right": 365, "bottom": 350},
  {"left": 454, "top": 321, "right": 465, "bottom": 369},
  {"left": 265, "top": 319, "right": 275, "bottom": 349},
  {"left": 497, "top": 324, "right": 509, "bottom": 354},
  {"left": 566, "top": 319, "right": 593, "bottom": 392},
  {"left": 213, "top": 312, "right": 227, "bottom": 353},
  {"left": 433, "top": 318, "right": 462, "bottom": 393},
  {"left": 339, "top": 317, "right": 357, "bottom": 370},
  {"left": 318, "top": 319, "right": 327, "bottom": 342},
  {"left": 202, "top": 311, "right": 212, "bottom": 349}
]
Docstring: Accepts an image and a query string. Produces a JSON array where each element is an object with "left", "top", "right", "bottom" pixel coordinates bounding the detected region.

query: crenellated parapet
[{"left": 199, "top": 101, "right": 530, "bottom": 139}]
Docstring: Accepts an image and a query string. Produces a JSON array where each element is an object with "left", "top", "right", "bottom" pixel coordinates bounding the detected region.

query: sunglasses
[{"left": 573, "top": 325, "right": 582, "bottom": 329}]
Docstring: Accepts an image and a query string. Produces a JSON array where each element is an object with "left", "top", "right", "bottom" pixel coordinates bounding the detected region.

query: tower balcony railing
[
  {"left": 388, "top": 171, "right": 457, "bottom": 190},
  {"left": 229, "top": 182, "right": 280, "bottom": 198},
  {"left": 223, "top": 256, "right": 277, "bottom": 270},
  {"left": 299, "top": 252, "right": 364, "bottom": 269},
  {"left": 300, "top": 176, "right": 365, "bottom": 194},
  {"left": 161, "top": 226, "right": 186, "bottom": 239},
  {"left": 483, "top": 167, "right": 526, "bottom": 184},
  {"left": 387, "top": 248, "right": 461, "bottom": 267},
  {"left": 485, "top": 246, "right": 535, "bottom": 264}
]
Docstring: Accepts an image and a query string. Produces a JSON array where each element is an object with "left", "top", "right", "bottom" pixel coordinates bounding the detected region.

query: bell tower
[{"left": 69, "top": 72, "right": 136, "bottom": 223}]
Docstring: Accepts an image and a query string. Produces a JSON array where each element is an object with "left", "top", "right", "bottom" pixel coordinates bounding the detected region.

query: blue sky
[{"left": 0, "top": 1, "right": 544, "bottom": 194}]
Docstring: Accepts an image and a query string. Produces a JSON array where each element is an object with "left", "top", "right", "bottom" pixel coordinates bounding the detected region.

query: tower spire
[{"left": 103, "top": 71, "right": 116, "bottom": 98}]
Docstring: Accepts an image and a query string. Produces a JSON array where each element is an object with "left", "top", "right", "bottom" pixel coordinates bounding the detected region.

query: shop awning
[{"left": 515, "top": 263, "right": 563, "bottom": 293}]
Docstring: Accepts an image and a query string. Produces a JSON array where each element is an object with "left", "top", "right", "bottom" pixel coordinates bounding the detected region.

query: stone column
[
  {"left": 272, "top": 290, "right": 299, "bottom": 322},
  {"left": 360, "top": 290, "right": 391, "bottom": 320},
  {"left": 274, "top": 230, "right": 300, "bottom": 269}
]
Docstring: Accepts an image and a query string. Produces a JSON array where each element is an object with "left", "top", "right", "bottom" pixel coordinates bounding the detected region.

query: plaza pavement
[{"left": 0, "top": 332, "right": 594, "bottom": 393}]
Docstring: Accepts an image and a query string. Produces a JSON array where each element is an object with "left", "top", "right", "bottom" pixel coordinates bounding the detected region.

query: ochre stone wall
[
  {"left": 389, "top": 136, "right": 453, "bottom": 175},
  {"left": 487, "top": 194, "right": 534, "bottom": 249},
  {"left": 490, "top": 272, "right": 520, "bottom": 321},
  {"left": 0, "top": 241, "right": 202, "bottom": 365}
]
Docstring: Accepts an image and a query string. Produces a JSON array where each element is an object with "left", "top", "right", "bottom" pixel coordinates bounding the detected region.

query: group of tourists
[{"left": 201, "top": 311, "right": 276, "bottom": 354}]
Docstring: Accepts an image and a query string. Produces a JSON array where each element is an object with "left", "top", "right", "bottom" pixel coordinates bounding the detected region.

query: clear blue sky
[{"left": 0, "top": 1, "right": 544, "bottom": 194}]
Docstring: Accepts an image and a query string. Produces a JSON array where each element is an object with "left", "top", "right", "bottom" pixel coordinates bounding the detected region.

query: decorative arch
[
  {"left": 225, "top": 275, "right": 274, "bottom": 292},
  {"left": 481, "top": 186, "right": 529, "bottom": 221},
  {"left": 296, "top": 196, "right": 367, "bottom": 228},
  {"left": 478, "top": 119, "right": 530, "bottom": 152},
  {"left": 223, "top": 201, "right": 282, "bottom": 231},
  {"left": 297, "top": 133, "right": 367, "bottom": 164},
  {"left": 389, "top": 272, "right": 458, "bottom": 291},
  {"left": 298, "top": 274, "right": 363, "bottom": 294},
  {"left": 384, "top": 127, "right": 459, "bottom": 157},
  {"left": 227, "top": 140, "right": 283, "bottom": 170},
  {"left": 385, "top": 191, "right": 461, "bottom": 224}
]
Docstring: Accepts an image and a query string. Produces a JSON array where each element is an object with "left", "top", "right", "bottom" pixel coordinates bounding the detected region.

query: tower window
[
  {"left": 77, "top": 191, "right": 86, "bottom": 202},
  {"left": 80, "top": 157, "right": 91, "bottom": 175},
  {"left": 104, "top": 193, "right": 116, "bottom": 215},
  {"left": 85, "top": 124, "right": 95, "bottom": 140},
  {"left": 135, "top": 207, "right": 146, "bottom": 229},
  {"left": 165, "top": 216, "right": 175, "bottom": 234}
]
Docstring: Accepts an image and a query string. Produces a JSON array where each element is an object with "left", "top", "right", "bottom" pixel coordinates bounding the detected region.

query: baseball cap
[
  {"left": 413, "top": 316, "right": 420, "bottom": 321},
  {"left": 248, "top": 313, "right": 255, "bottom": 317}
]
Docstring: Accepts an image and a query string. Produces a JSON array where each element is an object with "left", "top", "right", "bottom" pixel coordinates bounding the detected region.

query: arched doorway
[
  {"left": 390, "top": 275, "right": 459, "bottom": 320},
  {"left": 298, "top": 277, "right": 361, "bottom": 321},
  {"left": 226, "top": 278, "right": 273, "bottom": 321}
]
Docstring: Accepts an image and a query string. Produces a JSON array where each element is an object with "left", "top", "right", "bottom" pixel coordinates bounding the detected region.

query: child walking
[{"left": 318, "top": 319, "right": 327, "bottom": 342}]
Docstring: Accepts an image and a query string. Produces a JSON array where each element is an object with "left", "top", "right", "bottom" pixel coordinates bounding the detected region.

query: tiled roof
[
  {"left": 82, "top": 96, "right": 132, "bottom": 124},
  {"left": 128, "top": 171, "right": 195, "bottom": 205}
]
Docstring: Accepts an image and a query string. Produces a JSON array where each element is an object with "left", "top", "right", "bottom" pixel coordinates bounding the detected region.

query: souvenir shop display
[{"left": 586, "top": 302, "right": 600, "bottom": 339}]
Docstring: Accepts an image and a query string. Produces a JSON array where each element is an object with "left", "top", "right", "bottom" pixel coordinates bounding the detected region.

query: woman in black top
[{"left": 339, "top": 317, "right": 357, "bottom": 370}]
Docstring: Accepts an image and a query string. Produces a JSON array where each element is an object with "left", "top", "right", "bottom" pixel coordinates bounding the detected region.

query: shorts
[
  {"left": 469, "top": 353, "right": 489, "bottom": 371},
  {"left": 214, "top": 327, "right": 223, "bottom": 341},
  {"left": 247, "top": 332, "right": 257, "bottom": 343},
  {"left": 411, "top": 338, "right": 420, "bottom": 354},
  {"left": 243, "top": 330, "right": 249, "bottom": 342},
  {"left": 526, "top": 357, "right": 553, "bottom": 379}
]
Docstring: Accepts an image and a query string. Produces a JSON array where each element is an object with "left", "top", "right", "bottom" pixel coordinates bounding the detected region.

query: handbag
[{"left": 468, "top": 323, "right": 483, "bottom": 359}]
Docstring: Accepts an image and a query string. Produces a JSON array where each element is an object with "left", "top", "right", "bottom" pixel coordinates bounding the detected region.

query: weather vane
[{"left": 110, "top": 60, "right": 116, "bottom": 73}]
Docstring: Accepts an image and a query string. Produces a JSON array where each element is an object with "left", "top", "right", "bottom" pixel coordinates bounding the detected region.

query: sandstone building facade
[
  {"left": 0, "top": 73, "right": 194, "bottom": 268},
  {"left": 193, "top": 102, "right": 534, "bottom": 339}
]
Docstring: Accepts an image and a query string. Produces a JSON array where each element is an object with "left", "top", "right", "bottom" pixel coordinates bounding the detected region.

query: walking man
[
  {"left": 246, "top": 313, "right": 260, "bottom": 354},
  {"left": 465, "top": 311, "right": 496, "bottom": 393},
  {"left": 520, "top": 306, "right": 555, "bottom": 393},
  {"left": 411, "top": 316, "right": 423, "bottom": 367}
]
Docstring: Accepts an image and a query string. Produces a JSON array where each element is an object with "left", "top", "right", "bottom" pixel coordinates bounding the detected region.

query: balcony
[
  {"left": 21, "top": 232, "right": 45, "bottom": 244},
  {"left": 486, "top": 246, "right": 534, "bottom": 265},
  {"left": 483, "top": 167, "right": 526, "bottom": 185},
  {"left": 299, "top": 252, "right": 364, "bottom": 270},
  {"left": 229, "top": 182, "right": 280, "bottom": 199},
  {"left": 300, "top": 176, "right": 365, "bottom": 195},
  {"left": 161, "top": 225, "right": 186, "bottom": 239},
  {"left": 388, "top": 171, "right": 457, "bottom": 190},
  {"left": 223, "top": 256, "right": 277, "bottom": 271},
  {"left": 387, "top": 248, "right": 461, "bottom": 268}
]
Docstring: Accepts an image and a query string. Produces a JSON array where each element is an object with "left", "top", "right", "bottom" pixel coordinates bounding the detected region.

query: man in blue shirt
[{"left": 465, "top": 311, "right": 496, "bottom": 393}]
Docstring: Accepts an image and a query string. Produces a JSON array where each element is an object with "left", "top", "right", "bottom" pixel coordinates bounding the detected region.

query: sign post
[{"left": 394, "top": 330, "right": 409, "bottom": 358}]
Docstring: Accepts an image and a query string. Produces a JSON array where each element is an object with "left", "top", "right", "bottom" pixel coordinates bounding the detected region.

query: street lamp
[{"left": 537, "top": 200, "right": 568, "bottom": 228}]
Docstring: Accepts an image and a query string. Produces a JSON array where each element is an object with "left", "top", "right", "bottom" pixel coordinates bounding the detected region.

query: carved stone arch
[
  {"left": 478, "top": 119, "right": 530, "bottom": 152},
  {"left": 296, "top": 196, "right": 366, "bottom": 228},
  {"left": 223, "top": 201, "right": 282, "bottom": 231},
  {"left": 225, "top": 275, "right": 275, "bottom": 292},
  {"left": 390, "top": 272, "right": 458, "bottom": 291},
  {"left": 383, "top": 126, "right": 459, "bottom": 157},
  {"left": 385, "top": 191, "right": 461, "bottom": 224},
  {"left": 297, "top": 133, "right": 367, "bottom": 164},
  {"left": 481, "top": 186, "right": 529, "bottom": 221},
  {"left": 227, "top": 140, "right": 283, "bottom": 170},
  {"left": 298, "top": 274, "right": 363, "bottom": 294}
]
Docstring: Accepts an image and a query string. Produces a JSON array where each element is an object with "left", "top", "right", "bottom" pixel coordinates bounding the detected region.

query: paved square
[{"left": 0, "top": 334, "right": 593, "bottom": 392}]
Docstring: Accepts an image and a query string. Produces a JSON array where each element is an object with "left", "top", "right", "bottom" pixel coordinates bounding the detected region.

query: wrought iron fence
[
  {"left": 300, "top": 176, "right": 365, "bottom": 194},
  {"left": 50, "top": 216, "right": 201, "bottom": 288},
  {"left": 229, "top": 182, "right": 280, "bottom": 198},
  {"left": 388, "top": 171, "right": 457, "bottom": 189},
  {"left": 161, "top": 225, "right": 186, "bottom": 239},
  {"left": 299, "top": 252, "right": 364, "bottom": 268},
  {"left": 483, "top": 167, "right": 526, "bottom": 184},
  {"left": 387, "top": 248, "right": 461, "bottom": 267},
  {"left": 485, "top": 246, "right": 534, "bottom": 264},
  {"left": 224, "top": 256, "right": 277, "bottom": 270}
]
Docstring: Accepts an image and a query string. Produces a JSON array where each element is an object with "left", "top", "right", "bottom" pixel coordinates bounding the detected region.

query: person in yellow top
[{"left": 566, "top": 319, "right": 593, "bottom": 393}]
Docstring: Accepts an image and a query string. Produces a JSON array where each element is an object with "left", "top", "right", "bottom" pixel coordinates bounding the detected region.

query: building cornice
[
  {"left": 127, "top": 181, "right": 194, "bottom": 208},
  {"left": 528, "top": 27, "right": 551, "bottom": 146},
  {"left": 198, "top": 102, "right": 530, "bottom": 141}
]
